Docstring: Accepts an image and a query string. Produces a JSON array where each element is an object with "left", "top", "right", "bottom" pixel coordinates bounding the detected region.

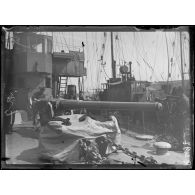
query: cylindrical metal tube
[{"left": 55, "top": 99, "right": 161, "bottom": 112}]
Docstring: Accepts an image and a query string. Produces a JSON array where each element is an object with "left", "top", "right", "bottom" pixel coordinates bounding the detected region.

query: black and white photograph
[{"left": 1, "top": 26, "right": 193, "bottom": 169}]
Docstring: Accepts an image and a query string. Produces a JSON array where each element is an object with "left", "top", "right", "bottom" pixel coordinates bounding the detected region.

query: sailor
[
  {"left": 30, "top": 87, "right": 46, "bottom": 126},
  {"left": 31, "top": 87, "right": 45, "bottom": 102}
]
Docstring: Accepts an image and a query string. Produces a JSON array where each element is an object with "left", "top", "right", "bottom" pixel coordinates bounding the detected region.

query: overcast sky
[
  {"left": 51, "top": 31, "right": 189, "bottom": 91},
  {"left": 7, "top": 30, "right": 189, "bottom": 92}
]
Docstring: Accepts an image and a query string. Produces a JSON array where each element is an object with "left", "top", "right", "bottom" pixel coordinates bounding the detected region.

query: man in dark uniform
[
  {"left": 31, "top": 87, "right": 46, "bottom": 126},
  {"left": 32, "top": 87, "right": 45, "bottom": 102}
]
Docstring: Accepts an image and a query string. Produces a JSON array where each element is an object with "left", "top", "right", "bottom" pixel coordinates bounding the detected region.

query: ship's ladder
[{"left": 59, "top": 76, "right": 68, "bottom": 95}]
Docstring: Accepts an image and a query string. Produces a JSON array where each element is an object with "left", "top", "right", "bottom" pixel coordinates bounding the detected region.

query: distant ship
[{"left": 98, "top": 32, "right": 151, "bottom": 102}]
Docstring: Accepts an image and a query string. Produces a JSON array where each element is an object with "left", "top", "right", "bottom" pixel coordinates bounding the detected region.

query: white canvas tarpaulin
[{"left": 38, "top": 114, "right": 121, "bottom": 163}]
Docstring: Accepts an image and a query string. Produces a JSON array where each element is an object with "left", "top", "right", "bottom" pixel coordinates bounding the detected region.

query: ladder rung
[{"left": 60, "top": 77, "right": 68, "bottom": 80}]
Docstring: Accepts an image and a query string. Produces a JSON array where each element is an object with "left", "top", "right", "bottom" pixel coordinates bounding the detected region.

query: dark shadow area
[
  {"left": 14, "top": 127, "right": 39, "bottom": 139},
  {"left": 16, "top": 147, "right": 42, "bottom": 164}
]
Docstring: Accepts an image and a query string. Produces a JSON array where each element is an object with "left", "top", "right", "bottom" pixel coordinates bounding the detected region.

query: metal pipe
[{"left": 54, "top": 99, "right": 161, "bottom": 112}]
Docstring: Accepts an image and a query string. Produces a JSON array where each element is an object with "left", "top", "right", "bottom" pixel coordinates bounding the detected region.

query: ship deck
[{"left": 4, "top": 118, "right": 191, "bottom": 167}]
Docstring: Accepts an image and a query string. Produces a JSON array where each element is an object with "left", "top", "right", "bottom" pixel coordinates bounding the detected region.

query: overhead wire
[
  {"left": 99, "top": 32, "right": 106, "bottom": 83},
  {"left": 141, "top": 32, "right": 161, "bottom": 82},
  {"left": 165, "top": 32, "right": 170, "bottom": 82},
  {"left": 101, "top": 32, "right": 110, "bottom": 81},
  {"left": 151, "top": 33, "right": 159, "bottom": 80},
  {"left": 169, "top": 32, "right": 177, "bottom": 81},
  {"left": 119, "top": 33, "right": 125, "bottom": 62},
  {"left": 95, "top": 32, "right": 101, "bottom": 89},
  {"left": 138, "top": 32, "right": 160, "bottom": 81},
  {"left": 134, "top": 32, "right": 148, "bottom": 80},
  {"left": 134, "top": 32, "right": 149, "bottom": 80}
]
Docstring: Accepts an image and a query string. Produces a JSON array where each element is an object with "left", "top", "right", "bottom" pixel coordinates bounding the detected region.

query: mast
[
  {"left": 111, "top": 32, "right": 116, "bottom": 78},
  {"left": 180, "top": 31, "right": 185, "bottom": 91}
]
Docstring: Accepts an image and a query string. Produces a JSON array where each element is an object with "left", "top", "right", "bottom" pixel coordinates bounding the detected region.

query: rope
[{"left": 102, "top": 65, "right": 110, "bottom": 79}]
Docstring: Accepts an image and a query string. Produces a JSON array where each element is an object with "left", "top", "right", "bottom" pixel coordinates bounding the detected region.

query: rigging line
[
  {"left": 71, "top": 32, "right": 74, "bottom": 50},
  {"left": 56, "top": 32, "right": 61, "bottom": 52},
  {"left": 138, "top": 33, "right": 149, "bottom": 81},
  {"left": 167, "top": 32, "right": 175, "bottom": 80},
  {"left": 140, "top": 33, "right": 160, "bottom": 81},
  {"left": 134, "top": 32, "right": 159, "bottom": 81},
  {"left": 142, "top": 57, "right": 154, "bottom": 72},
  {"left": 61, "top": 32, "right": 66, "bottom": 51},
  {"left": 152, "top": 33, "right": 159, "bottom": 73},
  {"left": 160, "top": 73, "right": 165, "bottom": 81},
  {"left": 172, "top": 33, "right": 178, "bottom": 80},
  {"left": 61, "top": 32, "right": 79, "bottom": 65},
  {"left": 141, "top": 33, "right": 156, "bottom": 77},
  {"left": 142, "top": 57, "right": 159, "bottom": 81},
  {"left": 58, "top": 32, "right": 63, "bottom": 51},
  {"left": 134, "top": 32, "right": 148, "bottom": 66},
  {"left": 165, "top": 32, "right": 170, "bottom": 82},
  {"left": 103, "top": 34, "right": 109, "bottom": 65},
  {"left": 141, "top": 32, "right": 153, "bottom": 74},
  {"left": 117, "top": 35, "right": 125, "bottom": 63},
  {"left": 132, "top": 33, "right": 140, "bottom": 81},
  {"left": 136, "top": 61, "right": 142, "bottom": 81},
  {"left": 97, "top": 34, "right": 103, "bottom": 88},
  {"left": 139, "top": 32, "right": 148, "bottom": 60},
  {"left": 170, "top": 32, "right": 177, "bottom": 80},
  {"left": 101, "top": 39, "right": 107, "bottom": 66},
  {"left": 134, "top": 32, "right": 143, "bottom": 80},
  {"left": 101, "top": 32, "right": 108, "bottom": 67},
  {"left": 91, "top": 33, "right": 98, "bottom": 88},
  {"left": 145, "top": 62, "right": 148, "bottom": 81},
  {"left": 170, "top": 32, "right": 176, "bottom": 70},
  {"left": 61, "top": 32, "right": 71, "bottom": 51},
  {"left": 85, "top": 32, "right": 89, "bottom": 79},
  {"left": 119, "top": 33, "right": 125, "bottom": 61},
  {"left": 89, "top": 42, "right": 94, "bottom": 87},
  {"left": 56, "top": 33, "right": 61, "bottom": 52},
  {"left": 102, "top": 34, "right": 107, "bottom": 57},
  {"left": 120, "top": 33, "right": 129, "bottom": 62},
  {"left": 174, "top": 33, "right": 182, "bottom": 76},
  {"left": 130, "top": 32, "right": 136, "bottom": 59},
  {"left": 102, "top": 65, "right": 110, "bottom": 79},
  {"left": 173, "top": 33, "right": 181, "bottom": 78},
  {"left": 95, "top": 32, "right": 100, "bottom": 87}
]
